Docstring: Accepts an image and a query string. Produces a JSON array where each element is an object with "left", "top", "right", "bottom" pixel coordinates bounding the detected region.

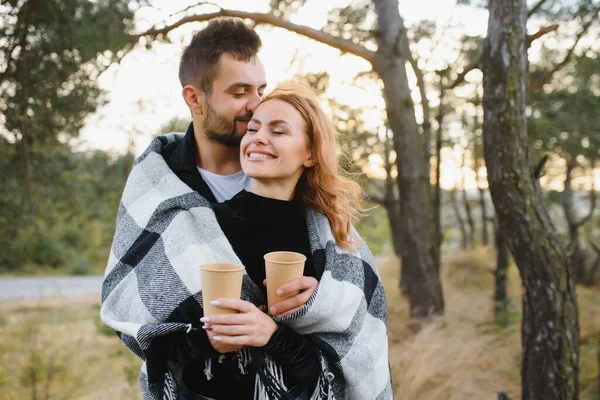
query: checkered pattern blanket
[{"left": 100, "top": 134, "right": 392, "bottom": 399}]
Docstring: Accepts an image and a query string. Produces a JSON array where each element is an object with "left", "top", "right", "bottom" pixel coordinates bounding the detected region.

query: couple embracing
[{"left": 100, "top": 17, "right": 391, "bottom": 400}]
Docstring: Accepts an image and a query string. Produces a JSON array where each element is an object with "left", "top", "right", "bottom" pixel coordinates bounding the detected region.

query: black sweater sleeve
[
  {"left": 262, "top": 325, "right": 321, "bottom": 390},
  {"left": 165, "top": 328, "right": 219, "bottom": 363}
]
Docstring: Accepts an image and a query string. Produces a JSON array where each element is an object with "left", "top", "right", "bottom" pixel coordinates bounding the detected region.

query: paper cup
[
  {"left": 264, "top": 251, "right": 306, "bottom": 309},
  {"left": 200, "top": 263, "right": 245, "bottom": 316}
]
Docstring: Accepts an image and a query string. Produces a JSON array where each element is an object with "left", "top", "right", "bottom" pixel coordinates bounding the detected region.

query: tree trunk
[
  {"left": 561, "top": 157, "right": 585, "bottom": 283},
  {"left": 483, "top": 1, "right": 579, "bottom": 398},
  {"left": 597, "top": 329, "right": 600, "bottom": 398},
  {"left": 461, "top": 154, "right": 475, "bottom": 249},
  {"left": 451, "top": 187, "right": 469, "bottom": 250},
  {"left": 382, "top": 130, "right": 404, "bottom": 264},
  {"left": 493, "top": 218, "right": 509, "bottom": 316},
  {"left": 373, "top": 0, "right": 444, "bottom": 318},
  {"left": 479, "top": 186, "right": 490, "bottom": 246},
  {"left": 433, "top": 74, "right": 446, "bottom": 271}
]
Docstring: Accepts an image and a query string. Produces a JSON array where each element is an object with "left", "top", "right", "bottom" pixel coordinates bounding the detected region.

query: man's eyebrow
[{"left": 227, "top": 82, "right": 268, "bottom": 91}]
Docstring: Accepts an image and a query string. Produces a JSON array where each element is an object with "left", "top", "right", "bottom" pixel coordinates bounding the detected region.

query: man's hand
[
  {"left": 264, "top": 276, "right": 318, "bottom": 317},
  {"left": 201, "top": 299, "right": 278, "bottom": 348}
]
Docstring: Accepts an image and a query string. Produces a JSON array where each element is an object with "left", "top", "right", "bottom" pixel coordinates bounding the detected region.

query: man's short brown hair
[{"left": 178, "top": 18, "right": 262, "bottom": 92}]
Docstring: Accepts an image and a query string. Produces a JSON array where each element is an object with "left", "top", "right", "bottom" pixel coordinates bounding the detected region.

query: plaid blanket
[{"left": 100, "top": 134, "right": 392, "bottom": 400}]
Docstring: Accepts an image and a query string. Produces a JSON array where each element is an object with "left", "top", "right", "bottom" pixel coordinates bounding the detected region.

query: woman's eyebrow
[{"left": 268, "top": 119, "right": 291, "bottom": 127}]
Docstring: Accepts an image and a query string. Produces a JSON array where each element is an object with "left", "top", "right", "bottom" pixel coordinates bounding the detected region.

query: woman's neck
[{"left": 249, "top": 180, "right": 296, "bottom": 201}]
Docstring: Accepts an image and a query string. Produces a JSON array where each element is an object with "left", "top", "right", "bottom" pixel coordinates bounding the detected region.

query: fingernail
[
  {"left": 270, "top": 306, "right": 277, "bottom": 315},
  {"left": 276, "top": 289, "right": 283, "bottom": 295},
  {"left": 210, "top": 300, "right": 221, "bottom": 306},
  {"left": 213, "top": 335, "right": 222, "bottom": 341},
  {"left": 200, "top": 317, "right": 210, "bottom": 323},
  {"left": 202, "top": 325, "right": 212, "bottom": 331}
]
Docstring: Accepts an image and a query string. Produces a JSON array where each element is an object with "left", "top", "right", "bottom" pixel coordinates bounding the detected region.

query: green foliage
[
  {"left": 355, "top": 205, "right": 391, "bottom": 256},
  {"left": 323, "top": 0, "right": 375, "bottom": 46},
  {"left": 269, "top": 0, "right": 308, "bottom": 19},
  {"left": 529, "top": 54, "right": 600, "bottom": 160},
  {"left": 1, "top": 0, "right": 135, "bottom": 145},
  {"left": 0, "top": 0, "right": 136, "bottom": 274},
  {"left": 0, "top": 148, "right": 132, "bottom": 273}
]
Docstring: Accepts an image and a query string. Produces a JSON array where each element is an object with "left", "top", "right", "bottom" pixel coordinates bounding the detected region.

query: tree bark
[
  {"left": 373, "top": 0, "right": 444, "bottom": 318},
  {"left": 382, "top": 129, "right": 404, "bottom": 263},
  {"left": 483, "top": 1, "right": 579, "bottom": 398},
  {"left": 493, "top": 218, "right": 509, "bottom": 316},
  {"left": 478, "top": 186, "right": 489, "bottom": 246}
]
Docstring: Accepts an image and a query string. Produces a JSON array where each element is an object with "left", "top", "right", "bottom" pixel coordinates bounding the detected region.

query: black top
[
  {"left": 213, "top": 190, "right": 317, "bottom": 290},
  {"left": 160, "top": 124, "right": 321, "bottom": 399}
]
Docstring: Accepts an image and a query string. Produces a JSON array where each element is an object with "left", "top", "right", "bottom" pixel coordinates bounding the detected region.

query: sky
[{"left": 76, "top": 0, "right": 597, "bottom": 190}]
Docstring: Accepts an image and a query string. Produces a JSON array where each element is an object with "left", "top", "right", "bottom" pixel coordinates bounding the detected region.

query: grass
[
  {"left": 0, "top": 297, "right": 139, "bottom": 400},
  {"left": 0, "top": 247, "right": 598, "bottom": 399},
  {"left": 384, "top": 246, "right": 600, "bottom": 400}
]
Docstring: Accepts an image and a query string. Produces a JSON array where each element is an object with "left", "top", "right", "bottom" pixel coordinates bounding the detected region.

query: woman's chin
[{"left": 243, "top": 170, "right": 267, "bottom": 179}]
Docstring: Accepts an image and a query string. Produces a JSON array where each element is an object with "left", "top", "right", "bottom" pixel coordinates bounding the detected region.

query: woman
[{"left": 193, "top": 84, "right": 391, "bottom": 400}]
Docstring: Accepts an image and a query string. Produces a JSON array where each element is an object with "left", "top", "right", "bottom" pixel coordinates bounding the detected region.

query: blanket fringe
[
  {"left": 236, "top": 347, "right": 252, "bottom": 375},
  {"left": 203, "top": 358, "right": 213, "bottom": 381},
  {"left": 253, "top": 355, "right": 288, "bottom": 400}
]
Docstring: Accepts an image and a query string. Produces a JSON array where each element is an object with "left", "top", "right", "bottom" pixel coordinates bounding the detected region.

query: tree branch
[
  {"left": 131, "top": 9, "right": 376, "bottom": 63},
  {"left": 447, "top": 22, "right": 566, "bottom": 90},
  {"left": 528, "top": 0, "right": 550, "bottom": 18},
  {"left": 529, "top": 7, "right": 599, "bottom": 92},
  {"left": 449, "top": 58, "right": 481, "bottom": 89},
  {"left": 527, "top": 24, "right": 559, "bottom": 44}
]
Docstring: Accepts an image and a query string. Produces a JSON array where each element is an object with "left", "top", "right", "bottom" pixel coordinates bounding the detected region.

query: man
[{"left": 101, "top": 18, "right": 317, "bottom": 399}]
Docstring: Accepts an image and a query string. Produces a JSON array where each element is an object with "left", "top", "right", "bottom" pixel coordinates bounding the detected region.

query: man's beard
[{"left": 203, "top": 99, "right": 251, "bottom": 148}]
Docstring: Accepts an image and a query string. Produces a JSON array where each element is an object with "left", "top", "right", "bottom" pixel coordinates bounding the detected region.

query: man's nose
[{"left": 246, "top": 92, "right": 261, "bottom": 113}]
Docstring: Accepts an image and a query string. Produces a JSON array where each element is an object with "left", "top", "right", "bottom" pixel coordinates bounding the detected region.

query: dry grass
[
  {"left": 383, "top": 247, "right": 600, "bottom": 400},
  {"left": 0, "top": 249, "right": 597, "bottom": 399},
  {"left": 0, "top": 296, "right": 139, "bottom": 400}
]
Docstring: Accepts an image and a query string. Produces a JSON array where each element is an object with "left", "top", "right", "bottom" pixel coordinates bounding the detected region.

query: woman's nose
[{"left": 252, "top": 127, "right": 269, "bottom": 144}]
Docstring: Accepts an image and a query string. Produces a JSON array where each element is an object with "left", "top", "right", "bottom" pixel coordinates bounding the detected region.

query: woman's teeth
[{"left": 248, "top": 153, "right": 275, "bottom": 160}]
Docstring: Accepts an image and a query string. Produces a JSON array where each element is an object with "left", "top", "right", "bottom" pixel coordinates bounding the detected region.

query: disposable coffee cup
[
  {"left": 200, "top": 263, "right": 245, "bottom": 316},
  {"left": 264, "top": 251, "right": 306, "bottom": 309}
]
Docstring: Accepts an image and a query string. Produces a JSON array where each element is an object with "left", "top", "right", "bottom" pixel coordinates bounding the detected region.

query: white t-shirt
[{"left": 197, "top": 167, "right": 252, "bottom": 203}]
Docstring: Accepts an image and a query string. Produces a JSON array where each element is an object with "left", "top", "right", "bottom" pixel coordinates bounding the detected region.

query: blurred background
[{"left": 0, "top": 0, "right": 599, "bottom": 399}]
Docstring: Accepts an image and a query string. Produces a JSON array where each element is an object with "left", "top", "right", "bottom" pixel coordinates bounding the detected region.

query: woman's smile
[{"left": 247, "top": 150, "right": 276, "bottom": 161}]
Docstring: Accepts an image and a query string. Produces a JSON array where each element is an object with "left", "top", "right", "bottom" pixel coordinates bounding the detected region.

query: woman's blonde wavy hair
[{"left": 262, "top": 83, "right": 365, "bottom": 250}]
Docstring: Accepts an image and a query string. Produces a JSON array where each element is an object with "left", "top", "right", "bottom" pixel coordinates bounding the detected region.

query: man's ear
[{"left": 182, "top": 85, "right": 205, "bottom": 115}]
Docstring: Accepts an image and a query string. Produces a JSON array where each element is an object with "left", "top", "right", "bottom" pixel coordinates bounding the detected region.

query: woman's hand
[
  {"left": 264, "top": 276, "right": 318, "bottom": 317},
  {"left": 201, "top": 299, "right": 278, "bottom": 348},
  {"left": 206, "top": 334, "right": 244, "bottom": 354}
]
